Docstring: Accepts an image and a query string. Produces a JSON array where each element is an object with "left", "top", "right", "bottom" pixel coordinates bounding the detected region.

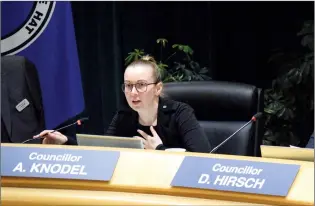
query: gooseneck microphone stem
[
  {"left": 49, "top": 121, "right": 79, "bottom": 133},
  {"left": 209, "top": 113, "right": 262, "bottom": 154},
  {"left": 21, "top": 117, "right": 89, "bottom": 144},
  {"left": 210, "top": 120, "right": 253, "bottom": 154}
]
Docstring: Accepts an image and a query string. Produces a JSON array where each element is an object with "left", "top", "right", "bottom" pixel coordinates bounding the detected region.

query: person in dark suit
[
  {"left": 1, "top": 56, "right": 45, "bottom": 144},
  {"left": 38, "top": 55, "right": 212, "bottom": 153}
]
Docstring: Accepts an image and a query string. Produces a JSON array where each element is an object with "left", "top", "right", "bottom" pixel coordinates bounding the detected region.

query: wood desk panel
[
  {"left": 2, "top": 144, "right": 313, "bottom": 206},
  {"left": 2, "top": 187, "right": 270, "bottom": 206}
]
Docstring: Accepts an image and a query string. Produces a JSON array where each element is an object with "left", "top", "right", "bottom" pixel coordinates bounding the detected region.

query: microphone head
[
  {"left": 76, "top": 117, "right": 89, "bottom": 126},
  {"left": 78, "top": 117, "right": 89, "bottom": 122},
  {"left": 251, "top": 112, "right": 263, "bottom": 121}
]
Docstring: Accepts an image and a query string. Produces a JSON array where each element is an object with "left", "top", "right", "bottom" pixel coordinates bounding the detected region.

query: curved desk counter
[
  {"left": 1, "top": 143, "right": 313, "bottom": 206},
  {"left": 2, "top": 187, "right": 269, "bottom": 206}
]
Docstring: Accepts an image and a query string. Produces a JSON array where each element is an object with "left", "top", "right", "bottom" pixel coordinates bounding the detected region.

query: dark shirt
[{"left": 106, "top": 97, "right": 212, "bottom": 153}]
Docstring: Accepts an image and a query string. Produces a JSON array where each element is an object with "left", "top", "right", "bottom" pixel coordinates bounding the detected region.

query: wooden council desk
[{"left": 1, "top": 143, "right": 314, "bottom": 206}]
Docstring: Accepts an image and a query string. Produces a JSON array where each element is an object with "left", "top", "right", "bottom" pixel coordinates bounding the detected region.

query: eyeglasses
[{"left": 122, "top": 82, "right": 157, "bottom": 93}]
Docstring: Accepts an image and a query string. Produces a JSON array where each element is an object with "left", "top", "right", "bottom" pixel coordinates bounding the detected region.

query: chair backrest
[{"left": 163, "top": 81, "right": 264, "bottom": 156}]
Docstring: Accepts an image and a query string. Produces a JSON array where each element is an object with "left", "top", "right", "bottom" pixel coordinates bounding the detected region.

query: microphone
[
  {"left": 21, "top": 117, "right": 89, "bottom": 144},
  {"left": 210, "top": 112, "right": 263, "bottom": 154}
]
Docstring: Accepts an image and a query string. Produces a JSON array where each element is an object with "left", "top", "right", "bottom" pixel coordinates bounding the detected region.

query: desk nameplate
[
  {"left": 1, "top": 146, "right": 120, "bottom": 181},
  {"left": 171, "top": 156, "right": 300, "bottom": 196}
]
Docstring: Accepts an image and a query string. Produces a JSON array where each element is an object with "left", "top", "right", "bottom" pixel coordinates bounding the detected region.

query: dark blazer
[
  {"left": 1, "top": 56, "right": 45, "bottom": 143},
  {"left": 106, "top": 98, "right": 212, "bottom": 153}
]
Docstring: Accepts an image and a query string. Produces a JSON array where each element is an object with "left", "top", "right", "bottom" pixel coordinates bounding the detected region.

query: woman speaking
[{"left": 36, "top": 56, "right": 212, "bottom": 153}]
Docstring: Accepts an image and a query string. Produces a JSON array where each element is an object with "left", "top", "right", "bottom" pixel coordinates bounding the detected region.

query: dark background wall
[{"left": 70, "top": 1, "right": 314, "bottom": 135}]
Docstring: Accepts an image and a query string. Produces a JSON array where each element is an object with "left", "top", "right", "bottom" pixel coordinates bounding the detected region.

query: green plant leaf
[
  {"left": 189, "top": 61, "right": 201, "bottom": 72},
  {"left": 183, "top": 45, "right": 194, "bottom": 55},
  {"left": 199, "top": 67, "right": 208, "bottom": 74},
  {"left": 157, "top": 38, "right": 168, "bottom": 47},
  {"left": 269, "top": 101, "right": 284, "bottom": 112},
  {"left": 172, "top": 44, "right": 194, "bottom": 55},
  {"left": 183, "top": 68, "right": 193, "bottom": 77},
  {"left": 172, "top": 74, "right": 184, "bottom": 81},
  {"left": 289, "top": 131, "right": 300, "bottom": 146},
  {"left": 301, "top": 35, "right": 314, "bottom": 50},
  {"left": 264, "top": 108, "right": 277, "bottom": 115},
  {"left": 157, "top": 62, "right": 168, "bottom": 69},
  {"left": 264, "top": 130, "right": 278, "bottom": 142},
  {"left": 124, "top": 49, "right": 145, "bottom": 65},
  {"left": 157, "top": 62, "right": 169, "bottom": 80},
  {"left": 199, "top": 74, "right": 212, "bottom": 80},
  {"left": 262, "top": 139, "right": 275, "bottom": 145},
  {"left": 304, "top": 52, "right": 314, "bottom": 60},
  {"left": 173, "top": 62, "right": 185, "bottom": 71},
  {"left": 126, "top": 39, "right": 212, "bottom": 85},
  {"left": 297, "top": 20, "right": 314, "bottom": 36}
]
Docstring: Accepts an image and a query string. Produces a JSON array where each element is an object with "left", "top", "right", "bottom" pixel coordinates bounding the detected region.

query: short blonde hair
[{"left": 127, "top": 55, "right": 162, "bottom": 83}]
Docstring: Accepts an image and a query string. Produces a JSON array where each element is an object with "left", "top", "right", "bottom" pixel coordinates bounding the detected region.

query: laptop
[
  {"left": 76, "top": 134, "right": 144, "bottom": 149},
  {"left": 260, "top": 145, "right": 314, "bottom": 162}
]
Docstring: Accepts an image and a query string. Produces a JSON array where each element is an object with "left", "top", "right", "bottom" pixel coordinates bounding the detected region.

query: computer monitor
[
  {"left": 76, "top": 134, "right": 144, "bottom": 149},
  {"left": 260, "top": 145, "right": 314, "bottom": 162}
]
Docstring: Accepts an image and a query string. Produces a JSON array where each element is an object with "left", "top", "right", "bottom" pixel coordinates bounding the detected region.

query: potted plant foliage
[
  {"left": 124, "top": 38, "right": 212, "bottom": 82},
  {"left": 264, "top": 20, "right": 314, "bottom": 146}
]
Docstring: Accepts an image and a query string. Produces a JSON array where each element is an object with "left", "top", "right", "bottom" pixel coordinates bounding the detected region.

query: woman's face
[{"left": 123, "top": 64, "right": 162, "bottom": 111}]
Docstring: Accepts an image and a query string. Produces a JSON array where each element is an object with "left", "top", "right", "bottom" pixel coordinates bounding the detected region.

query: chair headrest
[{"left": 163, "top": 81, "right": 258, "bottom": 121}]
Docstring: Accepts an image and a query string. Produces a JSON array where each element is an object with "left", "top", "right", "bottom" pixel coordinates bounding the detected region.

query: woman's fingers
[
  {"left": 137, "top": 129, "right": 150, "bottom": 140},
  {"left": 34, "top": 130, "right": 54, "bottom": 138},
  {"left": 150, "top": 126, "right": 158, "bottom": 137}
]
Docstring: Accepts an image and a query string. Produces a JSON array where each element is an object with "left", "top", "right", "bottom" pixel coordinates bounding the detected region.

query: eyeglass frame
[{"left": 121, "top": 81, "right": 158, "bottom": 93}]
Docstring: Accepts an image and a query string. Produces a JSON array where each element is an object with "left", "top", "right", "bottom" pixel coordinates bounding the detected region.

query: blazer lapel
[
  {"left": 157, "top": 98, "right": 175, "bottom": 141},
  {"left": 1, "top": 73, "right": 12, "bottom": 137}
]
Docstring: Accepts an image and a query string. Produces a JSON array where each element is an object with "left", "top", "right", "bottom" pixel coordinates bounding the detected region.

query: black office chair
[{"left": 163, "top": 81, "right": 264, "bottom": 157}]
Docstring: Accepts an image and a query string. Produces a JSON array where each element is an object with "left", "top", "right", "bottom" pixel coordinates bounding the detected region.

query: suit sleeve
[
  {"left": 54, "top": 117, "right": 79, "bottom": 145},
  {"left": 176, "top": 104, "right": 212, "bottom": 153},
  {"left": 65, "top": 136, "right": 78, "bottom": 145},
  {"left": 24, "top": 58, "right": 45, "bottom": 129}
]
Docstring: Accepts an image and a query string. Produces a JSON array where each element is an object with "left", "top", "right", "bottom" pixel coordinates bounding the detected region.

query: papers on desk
[{"left": 261, "top": 145, "right": 314, "bottom": 162}]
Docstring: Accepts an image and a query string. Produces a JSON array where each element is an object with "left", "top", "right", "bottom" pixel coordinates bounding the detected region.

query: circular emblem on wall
[{"left": 1, "top": 1, "right": 56, "bottom": 56}]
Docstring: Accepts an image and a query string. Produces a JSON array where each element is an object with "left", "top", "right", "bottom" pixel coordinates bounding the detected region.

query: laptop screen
[{"left": 76, "top": 134, "right": 144, "bottom": 149}]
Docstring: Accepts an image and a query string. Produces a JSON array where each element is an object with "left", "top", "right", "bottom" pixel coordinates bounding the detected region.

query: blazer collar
[
  {"left": 158, "top": 97, "right": 176, "bottom": 113},
  {"left": 118, "top": 97, "right": 176, "bottom": 133},
  {"left": 119, "top": 97, "right": 176, "bottom": 114}
]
